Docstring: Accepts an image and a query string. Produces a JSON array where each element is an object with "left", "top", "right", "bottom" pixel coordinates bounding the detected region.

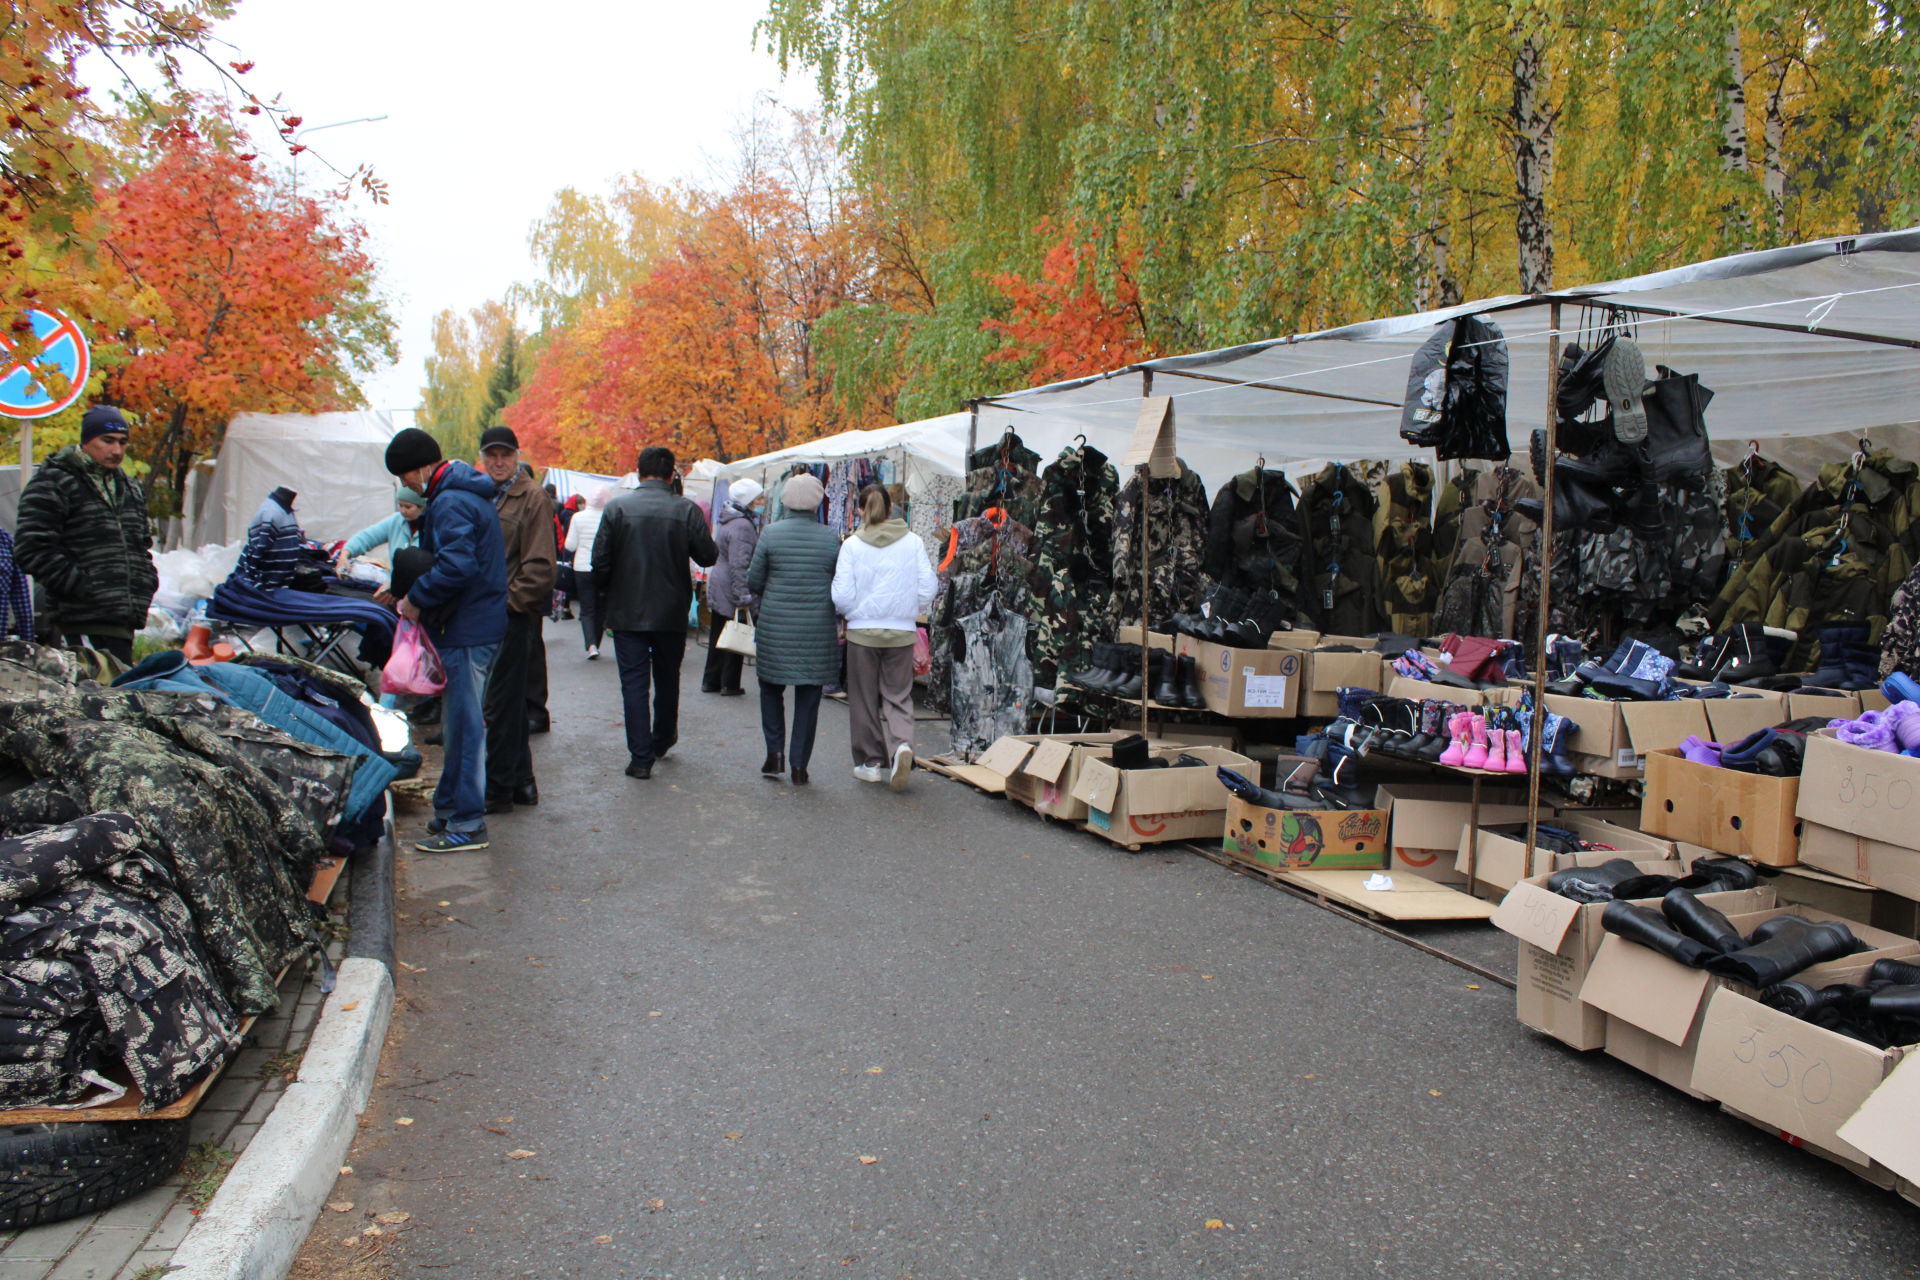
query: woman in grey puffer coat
[
  {"left": 745, "top": 474, "right": 841, "bottom": 784},
  {"left": 701, "top": 478, "right": 764, "bottom": 695}
]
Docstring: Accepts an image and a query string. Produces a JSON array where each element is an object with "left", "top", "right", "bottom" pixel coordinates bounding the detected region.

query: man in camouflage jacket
[{"left": 14, "top": 407, "right": 157, "bottom": 663}]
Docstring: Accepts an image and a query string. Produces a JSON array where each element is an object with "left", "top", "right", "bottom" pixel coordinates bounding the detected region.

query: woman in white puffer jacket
[{"left": 832, "top": 485, "right": 938, "bottom": 790}]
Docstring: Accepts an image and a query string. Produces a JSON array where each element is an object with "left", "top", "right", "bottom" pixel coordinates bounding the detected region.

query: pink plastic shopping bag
[{"left": 382, "top": 618, "right": 447, "bottom": 697}]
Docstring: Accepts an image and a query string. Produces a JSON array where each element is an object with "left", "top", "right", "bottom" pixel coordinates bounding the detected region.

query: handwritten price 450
[
  {"left": 1836, "top": 766, "right": 1913, "bottom": 812},
  {"left": 1733, "top": 1028, "right": 1835, "bottom": 1105}
]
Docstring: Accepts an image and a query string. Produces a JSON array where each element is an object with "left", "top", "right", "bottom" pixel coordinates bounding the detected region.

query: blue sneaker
[
  {"left": 414, "top": 829, "right": 489, "bottom": 854},
  {"left": 1883, "top": 672, "right": 1920, "bottom": 706}
]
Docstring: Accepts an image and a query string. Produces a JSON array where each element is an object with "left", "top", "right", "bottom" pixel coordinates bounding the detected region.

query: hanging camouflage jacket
[
  {"left": 1110, "top": 459, "right": 1209, "bottom": 630},
  {"left": 1379, "top": 462, "right": 1436, "bottom": 635},
  {"left": 957, "top": 434, "right": 1043, "bottom": 529},
  {"left": 1028, "top": 444, "right": 1119, "bottom": 689},
  {"left": 1203, "top": 467, "right": 1306, "bottom": 623},
  {"left": 1297, "top": 463, "right": 1385, "bottom": 635},
  {"left": 949, "top": 604, "right": 1031, "bottom": 761},
  {"left": 929, "top": 511, "right": 1038, "bottom": 711}
]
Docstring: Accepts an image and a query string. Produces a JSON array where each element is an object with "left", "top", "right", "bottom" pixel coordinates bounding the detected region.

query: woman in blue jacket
[{"left": 335, "top": 487, "right": 425, "bottom": 577}]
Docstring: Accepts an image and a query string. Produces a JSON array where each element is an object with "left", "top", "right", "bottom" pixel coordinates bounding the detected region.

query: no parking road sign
[{"left": 0, "top": 307, "right": 91, "bottom": 419}]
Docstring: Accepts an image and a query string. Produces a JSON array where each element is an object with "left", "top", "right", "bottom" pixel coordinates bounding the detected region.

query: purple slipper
[
  {"left": 1833, "top": 710, "right": 1899, "bottom": 753},
  {"left": 1679, "top": 734, "right": 1724, "bottom": 766}
]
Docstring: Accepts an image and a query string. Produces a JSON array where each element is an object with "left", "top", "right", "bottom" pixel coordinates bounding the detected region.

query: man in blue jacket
[{"left": 385, "top": 427, "right": 509, "bottom": 852}]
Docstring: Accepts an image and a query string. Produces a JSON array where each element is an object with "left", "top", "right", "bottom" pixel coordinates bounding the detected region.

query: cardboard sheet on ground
[{"left": 1275, "top": 869, "right": 1493, "bottom": 921}]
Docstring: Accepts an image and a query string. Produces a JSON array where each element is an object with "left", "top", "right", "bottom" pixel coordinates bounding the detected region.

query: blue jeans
[
  {"left": 435, "top": 642, "right": 499, "bottom": 834},
  {"left": 613, "top": 629, "right": 687, "bottom": 767}
]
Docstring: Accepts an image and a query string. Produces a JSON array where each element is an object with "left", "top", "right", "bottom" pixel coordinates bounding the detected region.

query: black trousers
[
  {"left": 613, "top": 629, "right": 687, "bottom": 766},
  {"left": 526, "top": 612, "right": 549, "bottom": 728},
  {"left": 576, "top": 575, "right": 604, "bottom": 651},
  {"left": 701, "top": 611, "right": 745, "bottom": 693},
  {"left": 484, "top": 612, "right": 536, "bottom": 797},
  {"left": 760, "top": 681, "right": 824, "bottom": 770}
]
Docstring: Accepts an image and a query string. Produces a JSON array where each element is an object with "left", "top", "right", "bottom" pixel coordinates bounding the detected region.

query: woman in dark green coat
[{"left": 745, "top": 473, "right": 842, "bottom": 784}]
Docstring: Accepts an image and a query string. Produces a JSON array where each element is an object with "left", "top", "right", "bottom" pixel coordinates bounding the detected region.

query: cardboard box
[
  {"left": 1221, "top": 796, "right": 1388, "bottom": 871},
  {"left": 1188, "top": 642, "right": 1302, "bottom": 717},
  {"left": 1384, "top": 675, "right": 1518, "bottom": 708},
  {"left": 1378, "top": 782, "right": 1530, "bottom": 886},
  {"left": 1786, "top": 688, "right": 1861, "bottom": 720},
  {"left": 1724, "top": 1102, "right": 1898, "bottom": 1189},
  {"left": 1695, "top": 980, "right": 1918, "bottom": 1175},
  {"left": 1457, "top": 815, "right": 1674, "bottom": 897},
  {"left": 1796, "top": 729, "right": 1920, "bottom": 851},
  {"left": 1490, "top": 865, "right": 1772, "bottom": 1050},
  {"left": 1551, "top": 698, "right": 1712, "bottom": 778},
  {"left": 976, "top": 732, "right": 1141, "bottom": 822},
  {"left": 1703, "top": 691, "right": 1788, "bottom": 744},
  {"left": 1640, "top": 748, "right": 1802, "bottom": 865},
  {"left": 1798, "top": 820, "right": 1920, "bottom": 902},
  {"left": 1301, "top": 650, "right": 1386, "bottom": 719},
  {"left": 1075, "top": 745, "right": 1256, "bottom": 846},
  {"left": 1588, "top": 906, "right": 1920, "bottom": 1099},
  {"left": 1268, "top": 630, "right": 1321, "bottom": 652}
]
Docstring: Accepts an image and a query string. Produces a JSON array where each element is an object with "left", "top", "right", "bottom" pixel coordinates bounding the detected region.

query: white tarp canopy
[
  {"left": 978, "top": 227, "right": 1920, "bottom": 481},
  {"left": 186, "top": 411, "right": 400, "bottom": 546}
]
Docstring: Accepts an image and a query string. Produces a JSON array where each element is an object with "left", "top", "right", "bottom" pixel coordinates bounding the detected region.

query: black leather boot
[
  {"left": 1152, "top": 648, "right": 1182, "bottom": 706},
  {"left": 1067, "top": 643, "right": 1115, "bottom": 693},
  {"left": 1661, "top": 889, "right": 1743, "bottom": 953},
  {"left": 1870, "top": 958, "right": 1920, "bottom": 986},
  {"left": 1601, "top": 901, "right": 1718, "bottom": 967},
  {"left": 1176, "top": 654, "right": 1205, "bottom": 709},
  {"left": 1706, "top": 919, "right": 1864, "bottom": 987},
  {"left": 1546, "top": 858, "right": 1648, "bottom": 904}
]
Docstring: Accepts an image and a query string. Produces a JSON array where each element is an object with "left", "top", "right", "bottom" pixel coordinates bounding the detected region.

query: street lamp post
[{"left": 290, "top": 114, "right": 389, "bottom": 193}]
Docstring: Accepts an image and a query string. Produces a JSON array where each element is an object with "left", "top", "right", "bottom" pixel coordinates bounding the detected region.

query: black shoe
[
  {"left": 791, "top": 766, "right": 809, "bottom": 785},
  {"left": 655, "top": 736, "right": 677, "bottom": 759},
  {"left": 625, "top": 761, "right": 652, "bottom": 779},
  {"left": 1176, "top": 654, "right": 1206, "bottom": 709},
  {"left": 720, "top": 687, "right": 746, "bottom": 697},
  {"left": 528, "top": 716, "right": 551, "bottom": 735},
  {"left": 1151, "top": 649, "right": 1182, "bottom": 706},
  {"left": 512, "top": 782, "right": 539, "bottom": 807},
  {"left": 424, "top": 729, "right": 444, "bottom": 746},
  {"left": 761, "top": 752, "right": 785, "bottom": 776},
  {"left": 701, "top": 684, "right": 722, "bottom": 693},
  {"left": 485, "top": 794, "right": 514, "bottom": 815}
]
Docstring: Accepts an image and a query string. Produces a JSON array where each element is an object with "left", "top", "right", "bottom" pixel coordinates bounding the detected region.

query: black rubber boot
[
  {"left": 1601, "top": 901, "right": 1718, "bottom": 968},
  {"left": 1706, "top": 919, "right": 1863, "bottom": 987},
  {"left": 1152, "top": 648, "right": 1182, "bottom": 706},
  {"left": 1661, "top": 889, "right": 1743, "bottom": 953},
  {"left": 1176, "top": 654, "right": 1206, "bottom": 709}
]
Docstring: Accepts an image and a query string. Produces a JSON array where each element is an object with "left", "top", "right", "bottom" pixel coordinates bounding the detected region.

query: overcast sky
[{"left": 202, "top": 0, "right": 817, "bottom": 417}]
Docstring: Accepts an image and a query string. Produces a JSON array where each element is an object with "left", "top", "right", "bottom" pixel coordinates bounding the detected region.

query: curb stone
[{"left": 162, "top": 957, "right": 394, "bottom": 1280}]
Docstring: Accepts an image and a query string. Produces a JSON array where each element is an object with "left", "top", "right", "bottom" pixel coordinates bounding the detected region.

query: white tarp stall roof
[
  {"left": 186, "top": 411, "right": 400, "bottom": 547},
  {"left": 979, "top": 228, "right": 1920, "bottom": 482}
]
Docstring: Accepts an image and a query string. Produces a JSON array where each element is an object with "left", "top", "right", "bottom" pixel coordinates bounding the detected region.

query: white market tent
[
  {"left": 185, "top": 411, "right": 401, "bottom": 547},
  {"left": 974, "top": 227, "right": 1920, "bottom": 482},
  {"left": 715, "top": 414, "right": 970, "bottom": 509}
]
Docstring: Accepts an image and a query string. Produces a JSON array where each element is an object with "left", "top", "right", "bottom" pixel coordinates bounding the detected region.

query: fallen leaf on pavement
[
  {"left": 1466, "top": 984, "right": 1481, "bottom": 990},
  {"left": 325, "top": 1201, "right": 354, "bottom": 1213},
  {"left": 362, "top": 1225, "right": 385, "bottom": 1237},
  {"left": 864, "top": 1067, "right": 883, "bottom": 1074},
  {"left": 647, "top": 1011, "right": 663, "bottom": 1017},
  {"left": 398, "top": 961, "right": 425, "bottom": 973},
  {"left": 1429, "top": 1089, "right": 1443, "bottom": 1097},
  {"left": 646, "top": 1199, "right": 665, "bottom": 1210},
  {"left": 1205, "top": 1219, "right": 1225, "bottom": 1230},
  {"left": 340, "top": 1001, "right": 359, "bottom": 1012},
  {"left": 483, "top": 1126, "right": 509, "bottom": 1136},
  {"left": 724, "top": 1132, "right": 742, "bottom": 1140},
  {"left": 437, "top": 901, "right": 450, "bottom": 907},
  {"left": 594, "top": 1235, "right": 613, "bottom": 1244},
  {"left": 394, "top": 1117, "right": 414, "bottom": 1126},
  {"left": 856, "top": 1156, "right": 879, "bottom": 1165},
  {"left": 376, "top": 1211, "right": 411, "bottom": 1225},
  {"left": 507, "top": 1149, "right": 536, "bottom": 1159},
  {"left": 494, "top": 1116, "right": 514, "bottom": 1125},
  {"left": 339, "top": 1166, "right": 353, "bottom": 1175}
]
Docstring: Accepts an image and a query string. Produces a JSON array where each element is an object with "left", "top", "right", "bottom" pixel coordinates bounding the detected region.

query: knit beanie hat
[
  {"left": 396, "top": 486, "right": 426, "bottom": 506},
  {"left": 80, "top": 406, "right": 129, "bottom": 443},
  {"left": 729, "top": 478, "right": 764, "bottom": 508},
  {"left": 384, "top": 427, "right": 442, "bottom": 476},
  {"left": 782, "top": 473, "right": 824, "bottom": 512}
]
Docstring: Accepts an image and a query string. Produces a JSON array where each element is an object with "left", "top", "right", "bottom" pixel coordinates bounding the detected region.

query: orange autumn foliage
[
  {"left": 99, "top": 130, "right": 388, "bottom": 497},
  {"left": 984, "top": 225, "right": 1156, "bottom": 384}
]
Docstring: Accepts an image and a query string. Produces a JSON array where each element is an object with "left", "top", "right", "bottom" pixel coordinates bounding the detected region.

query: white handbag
[{"left": 717, "top": 610, "right": 757, "bottom": 658}]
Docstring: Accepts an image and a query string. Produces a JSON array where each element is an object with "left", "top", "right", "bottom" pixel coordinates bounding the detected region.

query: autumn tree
[
  {"left": 480, "top": 328, "right": 522, "bottom": 434},
  {"left": 98, "top": 128, "right": 396, "bottom": 505},
  {"left": 420, "top": 300, "right": 515, "bottom": 463},
  {"left": 983, "top": 223, "right": 1154, "bottom": 384}
]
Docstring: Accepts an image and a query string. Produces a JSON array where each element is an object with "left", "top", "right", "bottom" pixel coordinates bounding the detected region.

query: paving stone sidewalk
[{"left": 0, "top": 926, "right": 348, "bottom": 1280}]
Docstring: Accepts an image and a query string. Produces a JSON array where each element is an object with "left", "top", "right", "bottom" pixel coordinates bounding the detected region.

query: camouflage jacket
[
  {"left": 1028, "top": 444, "right": 1118, "bottom": 688},
  {"left": 1110, "top": 461, "right": 1209, "bottom": 630}
]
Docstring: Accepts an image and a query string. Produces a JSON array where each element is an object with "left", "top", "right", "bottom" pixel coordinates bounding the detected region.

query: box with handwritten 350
[{"left": 1796, "top": 729, "right": 1920, "bottom": 852}]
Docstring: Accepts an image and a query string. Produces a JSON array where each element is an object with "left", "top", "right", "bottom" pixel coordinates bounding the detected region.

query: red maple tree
[{"left": 984, "top": 222, "right": 1155, "bottom": 384}]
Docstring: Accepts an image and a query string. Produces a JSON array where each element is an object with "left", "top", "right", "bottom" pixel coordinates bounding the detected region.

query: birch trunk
[{"left": 1511, "top": 31, "right": 1554, "bottom": 293}]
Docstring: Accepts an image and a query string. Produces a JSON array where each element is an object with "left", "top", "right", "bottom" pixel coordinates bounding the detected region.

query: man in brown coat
[{"left": 478, "top": 426, "right": 557, "bottom": 813}]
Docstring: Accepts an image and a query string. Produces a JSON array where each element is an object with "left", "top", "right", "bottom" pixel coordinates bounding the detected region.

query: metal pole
[
  {"left": 1140, "top": 371, "right": 1153, "bottom": 735},
  {"left": 1523, "top": 301, "right": 1563, "bottom": 880}
]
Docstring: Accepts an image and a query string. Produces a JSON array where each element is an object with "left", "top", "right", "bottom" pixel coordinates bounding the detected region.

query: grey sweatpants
[{"left": 846, "top": 642, "right": 916, "bottom": 766}]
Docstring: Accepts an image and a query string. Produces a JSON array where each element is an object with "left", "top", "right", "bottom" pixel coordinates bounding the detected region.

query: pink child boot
[
  {"left": 1462, "top": 714, "right": 1491, "bottom": 770},
  {"left": 1438, "top": 712, "right": 1473, "bottom": 767}
]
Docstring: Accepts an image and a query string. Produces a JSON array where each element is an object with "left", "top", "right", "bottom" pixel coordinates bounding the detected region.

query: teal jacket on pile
[
  {"left": 343, "top": 512, "right": 419, "bottom": 560},
  {"left": 112, "top": 650, "right": 396, "bottom": 831},
  {"left": 747, "top": 519, "right": 842, "bottom": 686}
]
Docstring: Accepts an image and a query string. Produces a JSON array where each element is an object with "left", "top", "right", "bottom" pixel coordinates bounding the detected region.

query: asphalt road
[{"left": 340, "top": 626, "right": 1920, "bottom": 1279}]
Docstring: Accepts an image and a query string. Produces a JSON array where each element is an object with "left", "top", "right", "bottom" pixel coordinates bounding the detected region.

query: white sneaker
[
  {"left": 586, "top": 645, "right": 599, "bottom": 660},
  {"left": 889, "top": 742, "right": 914, "bottom": 792},
  {"left": 852, "top": 764, "right": 887, "bottom": 783}
]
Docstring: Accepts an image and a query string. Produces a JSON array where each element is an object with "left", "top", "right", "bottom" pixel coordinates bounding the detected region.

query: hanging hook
[
  {"left": 1073, "top": 433, "right": 1087, "bottom": 448},
  {"left": 1256, "top": 453, "right": 1266, "bottom": 471},
  {"left": 1745, "top": 439, "right": 1761, "bottom": 460}
]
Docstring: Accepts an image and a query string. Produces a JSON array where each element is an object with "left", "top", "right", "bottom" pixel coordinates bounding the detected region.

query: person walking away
[
  {"left": 833, "top": 484, "right": 936, "bottom": 791},
  {"left": 566, "top": 486, "right": 612, "bottom": 658},
  {"left": 232, "top": 486, "right": 308, "bottom": 589},
  {"left": 593, "top": 447, "right": 717, "bottom": 780},
  {"left": 336, "top": 487, "right": 424, "bottom": 574},
  {"left": 14, "top": 405, "right": 158, "bottom": 665},
  {"left": 477, "top": 433, "right": 556, "bottom": 814},
  {"left": 517, "top": 463, "right": 555, "bottom": 735},
  {"left": 384, "top": 427, "right": 509, "bottom": 853},
  {"left": 554, "top": 494, "right": 582, "bottom": 621},
  {"left": 746, "top": 473, "right": 840, "bottom": 784},
  {"left": 702, "top": 478, "right": 763, "bottom": 696}
]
